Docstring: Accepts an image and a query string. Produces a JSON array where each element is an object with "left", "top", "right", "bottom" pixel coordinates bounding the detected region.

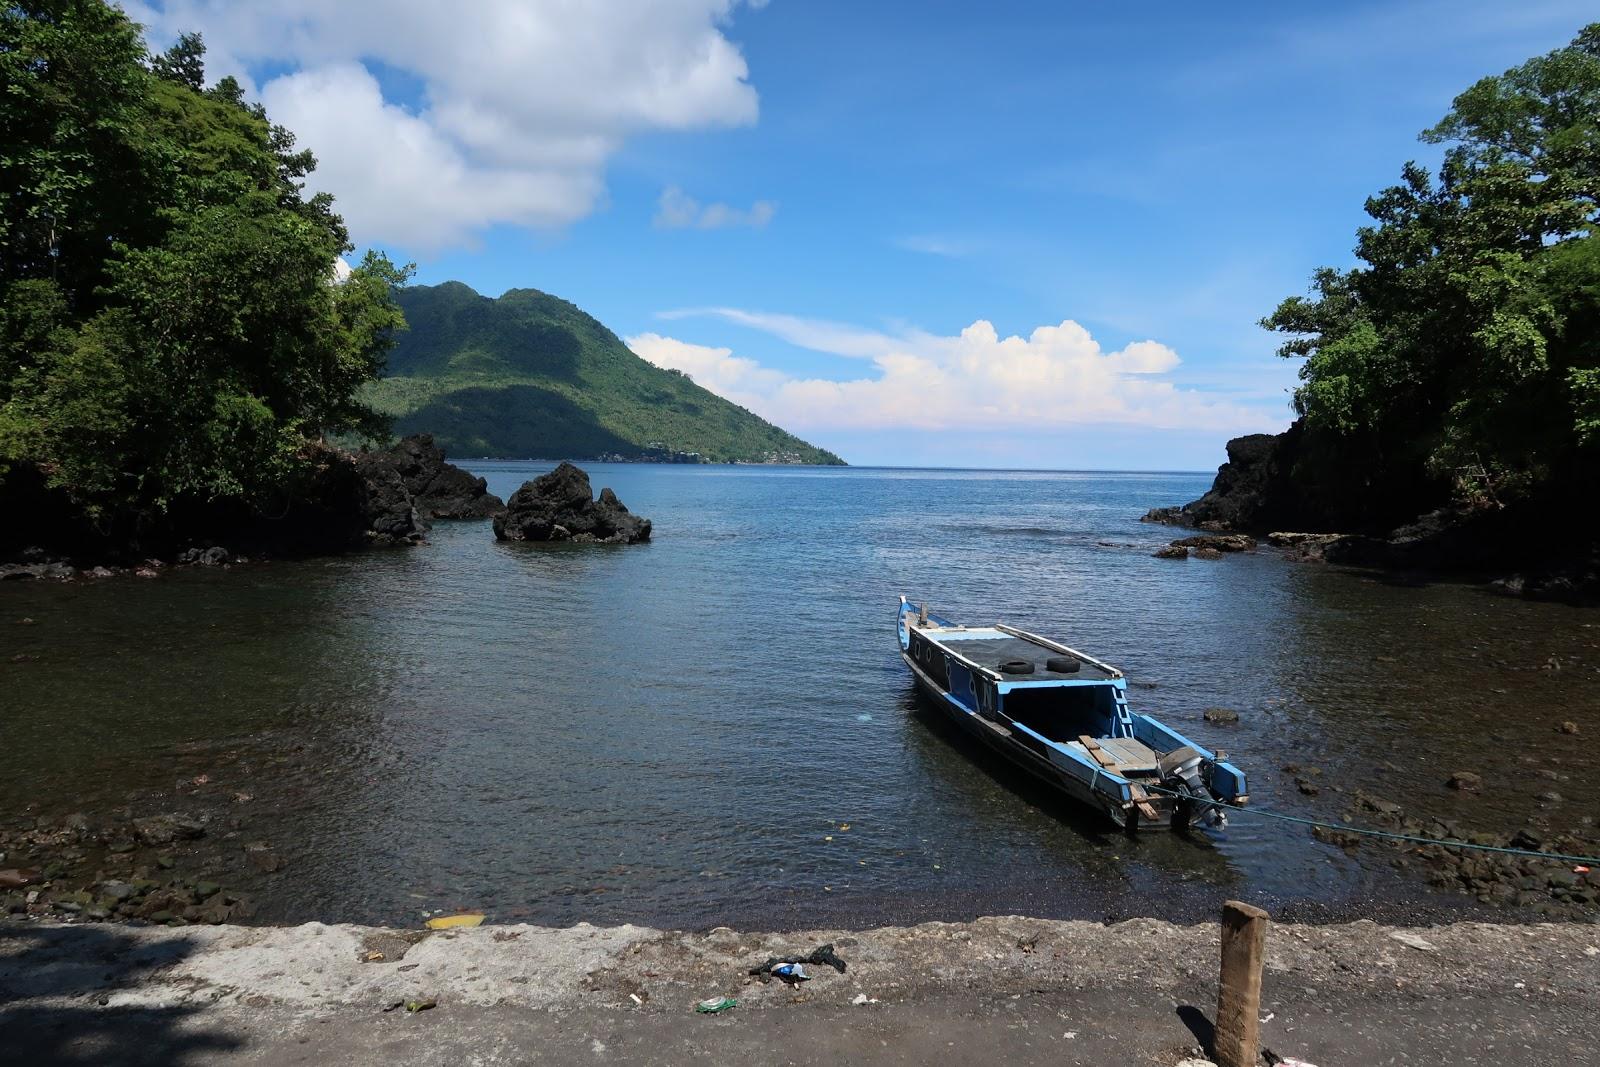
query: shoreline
[{"left": 4, "top": 914, "right": 1596, "bottom": 1065}]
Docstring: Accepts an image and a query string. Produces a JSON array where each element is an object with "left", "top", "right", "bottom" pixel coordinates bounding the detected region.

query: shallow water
[{"left": 3, "top": 464, "right": 1596, "bottom": 928}]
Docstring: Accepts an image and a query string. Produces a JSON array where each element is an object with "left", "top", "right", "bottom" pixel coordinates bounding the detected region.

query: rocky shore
[
  {"left": 0, "top": 434, "right": 503, "bottom": 582},
  {"left": 6, "top": 733, "right": 1595, "bottom": 934},
  {"left": 3, "top": 914, "right": 1596, "bottom": 1065},
  {"left": 1144, "top": 423, "right": 1600, "bottom": 599}
]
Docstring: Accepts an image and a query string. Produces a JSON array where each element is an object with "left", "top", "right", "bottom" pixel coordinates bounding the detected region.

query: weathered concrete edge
[{"left": 5, "top": 914, "right": 1597, "bottom": 1018}]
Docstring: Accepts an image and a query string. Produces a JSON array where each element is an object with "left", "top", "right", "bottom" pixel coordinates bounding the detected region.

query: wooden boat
[{"left": 897, "top": 596, "right": 1247, "bottom": 831}]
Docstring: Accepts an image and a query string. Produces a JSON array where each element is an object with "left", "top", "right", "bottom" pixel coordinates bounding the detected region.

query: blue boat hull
[
  {"left": 896, "top": 596, "right": 1247, "bottom": 832},
  {"left": 901, "top": 648, "right": 1136, "bottom": 827}
]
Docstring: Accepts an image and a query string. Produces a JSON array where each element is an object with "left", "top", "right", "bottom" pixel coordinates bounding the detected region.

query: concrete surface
[{"left": 2, "top": 915, "right": 1597, "bottom": 1065}]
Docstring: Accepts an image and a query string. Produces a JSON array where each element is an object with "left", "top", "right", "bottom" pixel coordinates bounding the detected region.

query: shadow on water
[
  {"left": 901, "top": 688, "right": 1121, "bottom": 845},
  {"left": 898, "top": 684, "right": 1241, "bottom": 890},
  {"left": 0, "top": 924, "right": 242, "bottom": 1066}
]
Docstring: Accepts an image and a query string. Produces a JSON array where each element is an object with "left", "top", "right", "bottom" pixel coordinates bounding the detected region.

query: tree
[
  {"left": 1263, "top": 24, "right": 1600, "bottom": 522},
  {"left": 0, "top": 1, "right": 409, "bottom": 525}
]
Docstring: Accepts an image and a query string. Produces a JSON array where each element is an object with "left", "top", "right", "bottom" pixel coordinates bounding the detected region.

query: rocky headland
[
  {"left": 493, "top": 462, "right": 651, "bottom": 545},
  {"left": 0, "top": 435, "right": 502, "bottom": 582},
  {"left": 1145, "top": 421, "right": 1599, "bottom": 599},
  {"left": 374, "top": 433, "right": 505, "bottom": 520}
]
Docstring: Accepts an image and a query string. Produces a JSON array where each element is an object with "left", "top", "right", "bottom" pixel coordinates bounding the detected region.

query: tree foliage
[
  {"left": 0, "top": 0, "right": 409, "bottom": 521},
  {"left": 1263, "top": 24, "right": 1600, "bottom": 520}
]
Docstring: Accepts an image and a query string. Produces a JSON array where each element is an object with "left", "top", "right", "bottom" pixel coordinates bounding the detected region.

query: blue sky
[{"left": 136, "top": 1, "right": 1597, "bottom": 468}]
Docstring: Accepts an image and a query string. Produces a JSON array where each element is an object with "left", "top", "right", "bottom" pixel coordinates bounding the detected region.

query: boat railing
[{"left": 994, "top": 623, "right": 1123, "bottom": 679}]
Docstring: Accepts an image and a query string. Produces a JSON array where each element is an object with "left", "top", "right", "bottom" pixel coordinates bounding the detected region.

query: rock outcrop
[
  {"left": 1141, "top": 421, "right": 1600, "bottom": 600},
  {"left": 1142, "top": 426, "right": 1311, "bottom": 532},
  {"left": 349, "top": 450, "right": 429, "bottom": 545},
  {"left": 493, "top": 462, "right": 651, "bottom": 544},
  {"left": 0, "top": 443, "right": 428, "bottom": 576},
  {"left": 369, "top": 434, "right": 503, "bottom": 519}
]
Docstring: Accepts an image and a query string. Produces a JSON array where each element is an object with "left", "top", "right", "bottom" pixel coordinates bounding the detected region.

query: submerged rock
[
  {"left": 132, "top": 815, "right": 206, "bottom": 846},
  {"left": 493, "top": 463, "right": 651, "bottom": 545},
  {"left": 372, "top": 434, "right": 504, "bottom": 519},
  {"left": 1446, "top": 771, "right": 1483, "bottom": 792},
  {"left": 1171, "top": 533, "right": 1257, "bottom": 552}
]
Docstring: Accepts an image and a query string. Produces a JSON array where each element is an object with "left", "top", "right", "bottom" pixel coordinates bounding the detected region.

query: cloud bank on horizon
[
  {"left": 118, "top": 1, "right": 1491, "bottom": 464},
  {"left": 129, "top": 0, "right": 766, "bottom": 249},
  {"left": 628, "top": 312, "right": 1279, "bottom": 438}
]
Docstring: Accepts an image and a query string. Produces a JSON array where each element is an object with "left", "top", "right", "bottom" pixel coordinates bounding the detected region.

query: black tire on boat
[
  {"left": 1046, "top": 655, "right": 1080, "bottom": 673},
  {"left": 998, "top": 659, "right": 1036, "bottom": 674}
]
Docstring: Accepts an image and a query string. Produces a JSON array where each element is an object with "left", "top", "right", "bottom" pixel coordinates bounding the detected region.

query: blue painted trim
[
  {"left": 983, "top": 712, "right": 1135, "bottom": 803},
  {"left": 948, "top": 663, "right": 976, "bottom": 709},
  {"left": 996, "top": 678, "right": 1121, "bottom": 694}
]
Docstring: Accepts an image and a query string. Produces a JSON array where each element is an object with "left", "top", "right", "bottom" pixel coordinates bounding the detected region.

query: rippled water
[{"left": 3, "top": 464, "right": 1597, "bottom": 928}]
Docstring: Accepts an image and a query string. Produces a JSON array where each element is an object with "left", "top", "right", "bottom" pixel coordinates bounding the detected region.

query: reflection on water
[{"left": 2, "top": 464, "right": 1596, "bottom": 928}]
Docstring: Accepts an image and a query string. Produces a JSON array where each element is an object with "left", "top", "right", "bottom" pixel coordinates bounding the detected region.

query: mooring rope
[{"left": 1137, "top": 782, "right": 1600, "bottom": 866}]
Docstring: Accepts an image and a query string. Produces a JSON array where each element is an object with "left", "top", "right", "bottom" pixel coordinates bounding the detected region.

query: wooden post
[{"left": 1215, "top": 900, "right": 1269, "bottom": 1067}]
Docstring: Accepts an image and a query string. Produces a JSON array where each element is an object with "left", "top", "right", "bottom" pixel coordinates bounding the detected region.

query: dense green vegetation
[
  {"left": 370, "top": 282, "right": 844, "bottom": 464},
  {"left": 1264, "top": 24, "right": 1600, "bottom": 528},
  {"left": 0, "top": 1, "right": 406, "bottom": 532}
]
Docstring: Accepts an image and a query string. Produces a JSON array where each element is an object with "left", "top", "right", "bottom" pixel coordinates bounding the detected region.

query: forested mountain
[{"left": 368, "top": 282, "right": 843, "bottom": 464}]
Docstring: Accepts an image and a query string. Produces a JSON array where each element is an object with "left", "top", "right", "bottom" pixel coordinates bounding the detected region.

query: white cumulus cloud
[
  {"left": 629, "top": 310, "right": 1277, "bottom": 435},
  {"left": 654, "top": 186, "right": 775, "bottom": 229},
  {"left": 626, "top": 333, "right": 787, "bottom": 410},
  {"left": 134, "top": 1, "right": 765, "bottom": 249}
]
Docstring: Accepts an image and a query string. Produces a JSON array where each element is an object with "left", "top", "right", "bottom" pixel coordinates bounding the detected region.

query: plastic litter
[
  {"left": 695, "top": 996, "right": 738, "bottom": 1014},
  {"left": 425, "top": 913, "right": 485, "bottom": 930},
  {"left": 383, "top": 997, "right": 437, "bottom": 1014},
  {"left": 1265, "top": 1051, "right": 1320, "bottom": 1067},
  {"left": 771, "top": 963, "right": 809, "bottom": 984},
  {"left": 749, "top": 943, "right": 848, "bottom": 983}
]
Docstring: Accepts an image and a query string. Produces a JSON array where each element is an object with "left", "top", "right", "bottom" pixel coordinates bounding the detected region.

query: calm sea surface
[{"left": 3, "top": 464, "right": 1597, "bottom": 928}]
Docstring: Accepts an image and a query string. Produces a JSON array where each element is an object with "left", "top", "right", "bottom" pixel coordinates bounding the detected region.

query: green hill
[{"left": 365, "top": 282, "right": 844, "bottom": 464}]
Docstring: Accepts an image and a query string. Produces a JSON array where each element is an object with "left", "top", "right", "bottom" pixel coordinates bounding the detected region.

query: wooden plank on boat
[
  {"left": 1127, "top": 782, "right": 1161, "bottom": 822},
  {"left": 1080, "top": 736, "right": 1159, "bottom": 820},
  {"left": 1078, "top": 735, "right": 1114, "bottom": 765}
]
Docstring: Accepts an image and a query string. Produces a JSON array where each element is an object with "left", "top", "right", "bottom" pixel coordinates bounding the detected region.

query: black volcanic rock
[
  {"left": 349, "top": 451, "right": 428, "bottom": 545},
  {"left": 1143, "top": 427, "right": 1307, "bottom": 532},
  {"left": 493, "top": 462, "right": 651, "bottom": 544},
  {"left": 0, "top": 445, "right": 429, "bottom": 571},
  {"left": 374, "top": 434, "right": 503, "bottom": 519},
  {"left": 1143, "top": 420, "right": 1600, "bottom": 600}
]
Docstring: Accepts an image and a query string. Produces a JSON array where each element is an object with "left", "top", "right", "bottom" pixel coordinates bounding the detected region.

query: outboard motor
[{"left": 1158, "top": 746, "right": 1227, "bottom": 829}]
